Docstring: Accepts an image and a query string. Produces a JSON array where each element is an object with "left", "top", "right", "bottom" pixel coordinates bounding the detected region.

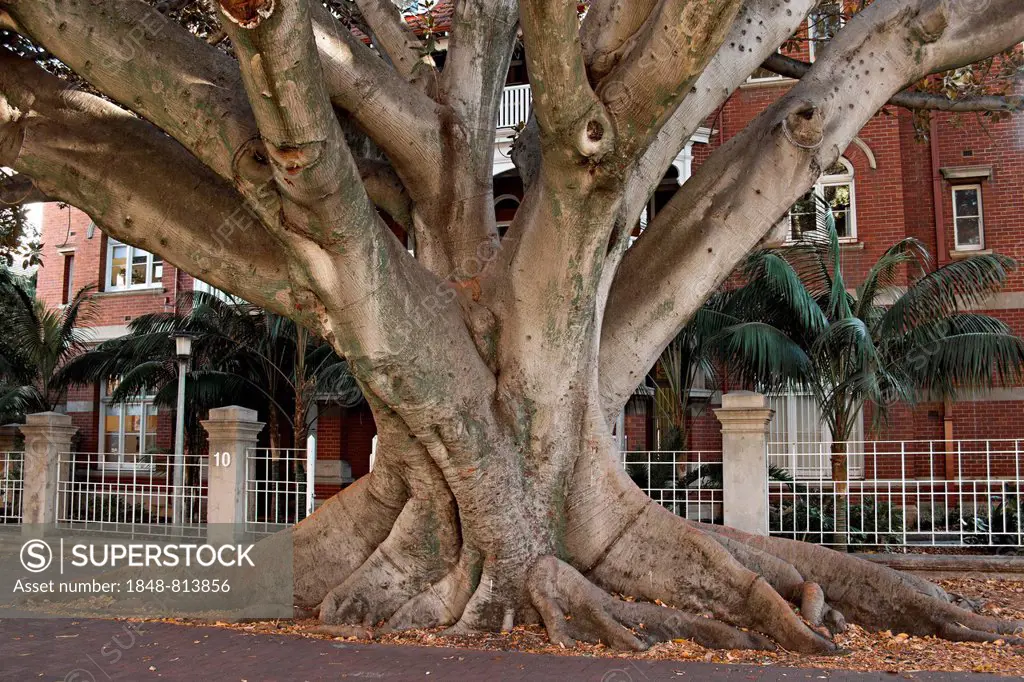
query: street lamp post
[{"left": 170, "top": 332, "right": 195, "bottom": 528}]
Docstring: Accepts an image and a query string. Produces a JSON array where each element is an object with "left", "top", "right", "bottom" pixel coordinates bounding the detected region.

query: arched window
[
  {"left": 789, "top": 157, "right": 856, "bottom": 242},
  {"left": 494, "top": 194, "right": 521, "bottom": 237}
]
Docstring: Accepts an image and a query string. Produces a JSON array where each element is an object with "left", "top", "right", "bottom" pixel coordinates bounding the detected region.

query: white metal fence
[
  {"left": 245, "top": 447, "right": 314, "bottom": 535},
  {"left": 622, "top": 450, "right": 723, "bottom": 523},
  {"left": 56, "top": 452, "right": 208, "bottom": 537},
  {"left": 0, "top": 451, "right": 24, "bottom": 525},
  {"left": 497, "top": 84, "right": 532, "bottom": 130},
  {"left": 768, "top": 440, "right": 1024, "bottom": 548}
]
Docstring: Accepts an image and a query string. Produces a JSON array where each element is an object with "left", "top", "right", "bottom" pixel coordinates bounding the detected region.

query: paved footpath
[{"left": 0, "top": 619, "right": 1004, "bottom": 682}]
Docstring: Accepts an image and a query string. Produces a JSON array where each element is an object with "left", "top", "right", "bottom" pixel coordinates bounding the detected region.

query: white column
[{"left": 715, "top": 392, "right": 773, "bottom": 535}]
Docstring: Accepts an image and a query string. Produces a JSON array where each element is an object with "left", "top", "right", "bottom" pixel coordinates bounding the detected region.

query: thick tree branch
[
  {"left": 356, "top": 158, "right": 414, "bottom": 230},
  {"left": 0, "top": 55, "right": 302, "bottom": 324},
  {"left": 599, "top": 0, "right": 1024, "bottom": 415},
  {"left": 311, "top": 2, "right": 497, "bottom": 276},
  {"left": 392, "top": 0, "right": 516, "bottom": 276},
  {"left": 621, "top": 0, "right": 817, "bottom": 235},
  {"left": 216, "top": 0, "right": 378, "bottom": 248},
  {"left": 519, "top": 0, "right": 613, "bottom": 162},
  {"left": 309, "top": 3, "right": 444, "bottom": 188},
  {"left": 763, "top": 53, "right": 1024, "bottom": 112},
  {"left": 598, "top": 0, "right": 743, "bottom": 159},
  {"left": 580, "top": 0, "right": 660, "bottom": 81},
  {"left": 3, "top": 0, "right": 261, "bottom": 185},
  {"left": 0, "top": 174, "right": 49, "bottom": 206},
  {"left": 353, "top": 0, "right": 428, "bottom": 80},
  {"left": 220, "top": 1, "right": 502, "bottom": 417}
]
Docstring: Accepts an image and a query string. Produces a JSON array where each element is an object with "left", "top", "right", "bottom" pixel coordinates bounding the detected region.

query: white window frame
[
  {"left": 104, "top": 238, "right": 163, "bottom": 292},
  {"left": 787, "top": 157, "right": 857, "bottom": 243},
  {"left": 99, "top": 379, "right": 159, "bottom": 471},
  {"left": 952, "top": 184, "right": 985, "bottom": 252},
  {"left": 808, "top": 2, "right": 846, "bottom": 62}
]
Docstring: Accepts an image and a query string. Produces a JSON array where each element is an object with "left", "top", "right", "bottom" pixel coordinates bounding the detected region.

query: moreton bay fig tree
[{"left": 2, "top": 0, "right": 1024, "bottom": 652}]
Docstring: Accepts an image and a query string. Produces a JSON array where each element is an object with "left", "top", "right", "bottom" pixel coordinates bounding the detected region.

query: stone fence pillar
[
  {"left": 715, "top": 392, "right": 773, "bottom": 535},
  {"left": 202, "top": 406, "right": 264, "bottom": 534},
  {"left": 18, "top": 412, "right": 78, "bottom": 528}
]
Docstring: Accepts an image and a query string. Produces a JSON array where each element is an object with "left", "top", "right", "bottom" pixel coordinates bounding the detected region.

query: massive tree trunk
[{"left": 2, "top": 0, "right": 1024, "bottom": 653}]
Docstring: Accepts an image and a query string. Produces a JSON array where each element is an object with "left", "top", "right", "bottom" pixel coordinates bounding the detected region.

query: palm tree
[
  {"left": 744, "top": 200, "right": 1024, "bottom": 549},
  {"left": 0, "top": 267, "right": 94, "bottom": 422},
  {"left": 58, "top": 291, "right": 362, "bottom": 454},
  {"left": 652, "top": 290, "right": 810, "bottom": 450}
]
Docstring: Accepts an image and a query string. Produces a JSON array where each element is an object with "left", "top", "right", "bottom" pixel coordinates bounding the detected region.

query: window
[
  {"left": 808, "top": 2, "right": 845, "bottom": 62},
  {"left": 767, "top": 393, "right": 864, "bottom": 479},
  {"left": 99, "top": 378, "right": 159, "bottom": 469},
  {"left": 61, "top": 254, "right": 75, "bottom": 305},
  {"left": 952, "top": 185, "right": 984, "bottom": 251},
  {"left": 494, "top": 195, "right": 521, "bottom": 238},
  {"left": 788, "top": 158, "right": 856, "bottom": 242},
  {"left": 105, "top": 238, "right": 163, "bottom": 291}
]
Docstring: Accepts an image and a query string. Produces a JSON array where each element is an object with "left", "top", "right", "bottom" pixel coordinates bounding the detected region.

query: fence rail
[
  {"left": 1, "top": 451, "right": 23, "bottom": 525},
  {"left": 245, "top": 447, "right": 313, "bottom": 535},
  {"left": 768, "top": 439, "right": 1024, "bottom": 548},
  {"left": 56, "top": 452, "right": 208, "bottom": 537},
  {"left": 622, "top": 450, "right": 723, "bottom": 524}
]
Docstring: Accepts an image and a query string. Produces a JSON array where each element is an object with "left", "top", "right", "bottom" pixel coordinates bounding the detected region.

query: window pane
[
  {"left": 109, "top": 245, "right": 128, "bottom": 288},
  {"left": 131, "top": 250, "right": 149, "bottom": 286},
  {"left": 823, "top": 184, "right": 852, "bottom": 237},
  {"left": 144, "top": 405, "right": 159, "bottom": 454},
  {"left": 748, "top": 66, "right": 781, "bottom": 80},
  {"left": 789, "top": 192, "right": 816, "bottom": 239},
  {"left": 811, "top": 7, "right": 843, "bottom": 42},
  {"left": 124, "top": 403, "right": 142, "bottom": 437},
  {"left": 955, "top": 188, "right": 979, "bottom": 218},
  {"left": 104, "top": 432, "right": 120, "bottom": 455},
  {"left": 151, "top": 258, "right": 163, "bottom": 285},
  {"left": 122, "top": 434, "right": 141, "bottom": 457},
  {"left": 104, "top": 405, "right": 122, "bottom": 455},
  {"left": 956, "top": 217, "right": 981, "bottom": 247}
]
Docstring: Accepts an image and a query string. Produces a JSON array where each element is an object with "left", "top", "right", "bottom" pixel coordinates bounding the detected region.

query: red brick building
[{"left": 29, "top": 6, "right": 1024, "bottom": 491}]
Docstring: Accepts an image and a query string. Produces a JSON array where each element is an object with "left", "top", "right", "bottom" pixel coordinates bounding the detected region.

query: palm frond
[
  {"left": 856, "top": 238, "right": 930, "bottom": 319},
  {"left": 742, "top": 251, "right": 827, "bottom": 334},
  {"left": 880, "top": 254, "right": 1015, "bottom": 336},
  {"left": 900, "top": 332, "right": 1024, "bottom": 399},
  {"left": 708, "top": 322, "right": 811, "bottom": 393}
]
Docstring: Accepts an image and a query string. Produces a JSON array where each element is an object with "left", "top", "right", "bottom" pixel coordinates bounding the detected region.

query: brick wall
[{"left": 316, "top": 402, "right": 377, "bottom": 479}]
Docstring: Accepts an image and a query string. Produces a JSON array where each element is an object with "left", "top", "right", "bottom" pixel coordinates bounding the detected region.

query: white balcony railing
[
  {"left": 497, "top": 84, "right": 532, "bottom": 130},
  {"left": 193, "top": 279, "right": 244, "bottom": 305}
]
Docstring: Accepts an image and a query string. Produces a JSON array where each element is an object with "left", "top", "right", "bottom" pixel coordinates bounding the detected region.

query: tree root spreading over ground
[{"left": 165, "top": 577, "right": 1024, "bottom": 676}]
